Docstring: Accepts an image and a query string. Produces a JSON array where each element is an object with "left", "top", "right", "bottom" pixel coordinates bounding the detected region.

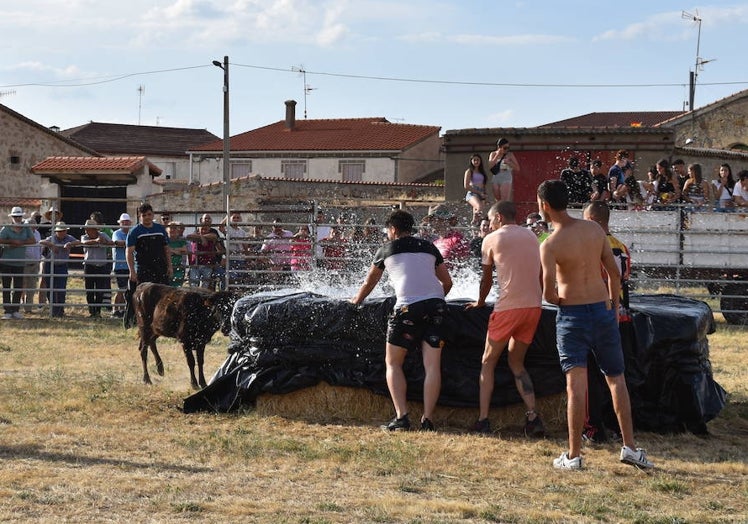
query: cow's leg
[
  {"left": 183, "top": 344, "right": 199, "bottom": 389},
  {"left": 140, "top": 338, "right": 151, "bottom": 385},
  {"left": 151, "top": 340, "right": 164, "bottom": 377},
  {"left": 196, "top": 345, "right": 207, "bottom": 389}
]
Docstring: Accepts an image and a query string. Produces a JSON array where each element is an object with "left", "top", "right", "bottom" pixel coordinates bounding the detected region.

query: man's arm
[
  {"left": 163, "top": 243, "right": 173, "bottom": 277},
  {"left": 435, "top": 262, "right": 453, "bottom": 297},
  {"left": 126, "top": 245, "right": 137, "bottom": 282},
  {"left": 350, "top": 265, "right": 384, "bottom": 304},
  {"left": 539, "top": 242, "right": 560, "bottom": 305},
  {"left": 600, "top": 241, "right": 621, "bottom": 316},
  {"left": 466, "top": 263, "right": 492, "bottom": 309}
]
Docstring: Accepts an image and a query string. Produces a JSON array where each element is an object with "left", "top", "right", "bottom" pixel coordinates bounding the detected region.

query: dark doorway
[{"left": 60, "top": 185, "right": 128, "bottom": 233}]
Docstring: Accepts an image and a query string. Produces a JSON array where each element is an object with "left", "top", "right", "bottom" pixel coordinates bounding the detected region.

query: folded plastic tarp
[{"left": 184, "top": 292, "right": 725, "bottom": 434}]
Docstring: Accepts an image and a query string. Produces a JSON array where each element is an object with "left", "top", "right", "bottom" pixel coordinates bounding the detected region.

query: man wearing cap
[
  {"left": 1, "top": 207, "right": 36, "bottom": 319},
  {"left": 126, "top": 203, "right": 172, "bottom": 286},
  {"left": 69, "top": 220, "right": 114, "bottom": 318},
  {"left": 111, "top": 213, "right": 132, "bottom": 317},
  {"left": 39, "top": 222, "right": 77, "bottom": 318}
]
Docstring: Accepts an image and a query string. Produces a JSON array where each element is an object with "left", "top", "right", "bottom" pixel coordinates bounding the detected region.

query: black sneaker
[
  {"left": 524, "top": 413, "right": 545, "bottom": 438},
  {"left": 382, "top": 414, "right": 410, "bottom": 431},
  {"left": 420, "top": 418, "right": 435, "bottom": 431},
  {"left": 471, "top": 418, "right": 491, "bottom": 434}
]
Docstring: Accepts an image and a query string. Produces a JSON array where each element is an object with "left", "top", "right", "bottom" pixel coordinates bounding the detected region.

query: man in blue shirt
[{"left": 126, "top": 203, "right": 172, "bottom": 286}]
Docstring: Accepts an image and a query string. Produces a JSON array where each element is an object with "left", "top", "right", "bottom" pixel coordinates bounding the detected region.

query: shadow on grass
[{"left": 0, "top": 444, "right": 212, "bottom": 473}]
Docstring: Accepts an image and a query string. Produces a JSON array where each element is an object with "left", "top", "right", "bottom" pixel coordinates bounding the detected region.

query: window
[
  {"left": 281, "top": 159, "right": 307, "bottom": 179},
  {"left": 154, "top": 161, "right": 176, "bottom": 180},
  {"left": 339, "top": 160, "right": 365, "bottom": 182},
  {"left": 231, "top": 161, "right": 252, "bottom": 179}
]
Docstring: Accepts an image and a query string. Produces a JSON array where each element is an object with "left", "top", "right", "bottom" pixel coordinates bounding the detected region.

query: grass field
[{"left": 0, "top": 308, "right": 746, "bottom": 523}]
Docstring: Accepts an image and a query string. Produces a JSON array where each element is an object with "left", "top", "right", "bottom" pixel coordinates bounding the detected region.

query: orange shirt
[{"left": 481, "top": 224, "right": 542, "bottom": 311}]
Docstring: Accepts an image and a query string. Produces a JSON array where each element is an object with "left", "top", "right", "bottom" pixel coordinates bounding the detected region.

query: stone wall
[
  {"left": 671, "top": 96, "right": 748, "bottom": 150},
  {"left": 145, "top": 175, "right": 445, "bottom": 217},
  {"left": 0, "top": 109, "right": 92, "bottom": 202}
]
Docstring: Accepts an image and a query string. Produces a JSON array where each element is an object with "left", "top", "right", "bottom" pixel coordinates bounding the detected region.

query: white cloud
[
  {"left": 137, "top": 0, "right": 352, "bottom": 47},
  {"left": 9, "top": 61, "right": 84, "bottom": 79},
  {"left": 594, "top": 6, "right": 748, "bottom": 42},
  {"left": 486, "top": 109, "right": 514, "bottom": 126}
]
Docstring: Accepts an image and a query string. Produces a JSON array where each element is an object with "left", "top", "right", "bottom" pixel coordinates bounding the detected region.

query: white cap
[
  {"left": 118, "top": 213, "right": 132, "bottom": 222},
  {"left": 9, "top": 206, "right": 24, "bottom": 217}
]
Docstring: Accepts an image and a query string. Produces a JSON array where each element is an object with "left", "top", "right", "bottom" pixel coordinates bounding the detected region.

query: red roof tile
[
  {"left": 31, "top": 156, "right": 162, "bottom": 175},
  {"left": 539, "top": 111, "right": 685, "bottom": 128},
  {"left": 192, "top": 118, "right": 441, "bottom": 152}
]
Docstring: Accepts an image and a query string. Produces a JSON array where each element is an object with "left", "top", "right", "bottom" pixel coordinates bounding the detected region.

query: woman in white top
[
  {"left": 463, "top": 154, "right": 488, "bottom": 224},
  {"left": 488, "top": 138, "right": 520, "bottom": 202},
  {"left": 712, "top": 163, "right": 736, "bottom": 212}
]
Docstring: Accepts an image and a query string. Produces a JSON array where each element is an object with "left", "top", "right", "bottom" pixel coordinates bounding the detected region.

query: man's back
[
  {"left": 483, "top": 224, "right": 541, "bottom": 311},
  {"left": 541, "top": 218, "right": 614, "bottom": 306}
]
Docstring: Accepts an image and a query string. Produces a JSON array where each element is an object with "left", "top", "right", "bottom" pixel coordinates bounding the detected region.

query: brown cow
[{"left": 133, "top": 282, "right": 235, "bottom": 389}]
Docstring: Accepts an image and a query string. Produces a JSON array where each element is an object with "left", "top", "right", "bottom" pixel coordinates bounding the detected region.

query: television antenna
[
  {"left": 0, "top": 89, "right": 16, "bottom": 99},
  {"left": 291, "top": 65, "right": 316, "bottom": 118},
  {"left": 137, "top": 85, "right": 145, "bottom": 125},
  {"left": 682, "top": 10, "right": 715, "bottom": 110}
]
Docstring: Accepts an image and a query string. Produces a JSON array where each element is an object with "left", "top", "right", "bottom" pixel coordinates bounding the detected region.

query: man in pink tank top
[{"left": 466, "top": 201, "right": 545, "bottom": 437}]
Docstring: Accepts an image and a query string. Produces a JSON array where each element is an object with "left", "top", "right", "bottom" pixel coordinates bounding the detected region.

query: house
[
  {"left": 61, "top": 122, "right": 218, "bottom": 187},
  {"left": 443, "top": 89, "right": 748, "bottom": 217},
  {"left": 30, "top": 156, "right": 162, "bottom": 228},
  {"left": 188, "top": 100, "right": 443, "bottom": 185},
  {"left": 0, "top": 103, "right": 97, "bottom": 213}
]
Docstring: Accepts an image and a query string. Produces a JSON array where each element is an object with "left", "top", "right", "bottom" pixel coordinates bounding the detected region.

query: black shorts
[{"left": 386, "top": 298, "right": 446, "bottom": 351}]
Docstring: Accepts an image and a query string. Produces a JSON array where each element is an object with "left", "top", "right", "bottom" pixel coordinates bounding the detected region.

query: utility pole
[
  {"left": 137, "top": 85, "right": 145, "bottom": 125},
  {"left": 682, "top": 10, "right": 714, "bottom": 111}
]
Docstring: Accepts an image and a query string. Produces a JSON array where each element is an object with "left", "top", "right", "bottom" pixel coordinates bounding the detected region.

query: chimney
[{"left": 285, "top": 100, "right": 297, "bottom": 130}]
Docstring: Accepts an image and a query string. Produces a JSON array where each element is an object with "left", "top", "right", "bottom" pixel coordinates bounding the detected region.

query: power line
[{"left": 1, "top": 61, "right": 747, "bottom": 90}]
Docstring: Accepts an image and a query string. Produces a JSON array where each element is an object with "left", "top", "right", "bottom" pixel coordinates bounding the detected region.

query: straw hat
[
  {"left": 53, "top": 221, "right": 69, "bottom": 232},
  {"left": 8, "top": 206, "right": 24, "bottom": 217},
  {"left": 44, "top": 207, "right": 63, "bottom": 220},
  {"left": 83, "top": 219, "right": 101, "bottom": 229}
]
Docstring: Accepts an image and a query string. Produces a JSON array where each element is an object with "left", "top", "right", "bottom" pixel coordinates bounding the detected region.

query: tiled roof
[
  {"left": 31, "top": 156, "right": 162, "bottom": 176},
  {"left": 0, "top": 103, "right": 99, "bottom": 156},
  {"left": 61, "top": 122, "right": 219, "bottom": 157},
  {"left": 538, "top": 111, "right": 685, "bottom": 128},
  {"left": 192, "top": 118, "right": 441, "bottom": 152}
]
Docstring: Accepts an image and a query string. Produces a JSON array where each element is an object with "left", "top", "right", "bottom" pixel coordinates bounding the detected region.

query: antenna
[
  {"left": 137, "top": 85, "right": 145, "bottom": 125},
  {"left": 682, "top": 10, "right": 714, "bottom": 110},
  {"left": 0, "top": 89, "right": 16, "bottom": 99},
  {"left": 291, "top": 65, "right": 316, "bottom": 118}
]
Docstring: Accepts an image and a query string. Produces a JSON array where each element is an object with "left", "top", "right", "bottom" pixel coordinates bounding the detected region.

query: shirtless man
[{"left": 537, "top": 180, "right": 653, "bottom": 470}]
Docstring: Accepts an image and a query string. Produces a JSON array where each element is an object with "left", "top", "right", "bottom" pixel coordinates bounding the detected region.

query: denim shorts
[
  {"left": 387, "top": 298, "right": 446, "bottom": 351},
  {"left": 556, "top": 301, "right": 624, "bottom": 376}
]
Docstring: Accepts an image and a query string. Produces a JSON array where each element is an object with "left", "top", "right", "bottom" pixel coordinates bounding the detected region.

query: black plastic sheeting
[{"left": 183, "top": 292, "right": 726, "bottom": 434}]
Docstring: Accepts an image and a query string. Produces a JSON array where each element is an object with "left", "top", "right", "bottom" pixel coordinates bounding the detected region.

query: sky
[{"left": 1, "top": 1, "right": 747, "bottom": 138}]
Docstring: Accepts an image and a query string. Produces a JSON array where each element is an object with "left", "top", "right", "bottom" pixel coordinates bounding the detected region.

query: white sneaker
[
  {"left": 553, "top": 452, "right": 583, "bottom": 470},
  {"left": 11, "top": 312, "right": 23, "bottom": 320},
  {"left": 1, "top": 313, "right": 12, "bottom": 320},
  {"left": 620, "top": 445, "right": 654, "bottom": 469}
]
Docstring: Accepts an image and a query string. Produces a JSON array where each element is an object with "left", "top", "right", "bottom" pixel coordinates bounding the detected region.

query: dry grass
[{"left": 0, "top": 309, "right": 746, "bottom": 523}]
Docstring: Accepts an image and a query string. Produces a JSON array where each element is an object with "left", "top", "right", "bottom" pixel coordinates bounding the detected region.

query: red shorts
[{"left": 488, "top": 307, "right": 542, "bottom": 345}]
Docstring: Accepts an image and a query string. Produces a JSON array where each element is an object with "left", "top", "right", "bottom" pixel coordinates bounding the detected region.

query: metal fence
[{"left": 2, "top": 199, "right": 747, "bottom": 324}]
